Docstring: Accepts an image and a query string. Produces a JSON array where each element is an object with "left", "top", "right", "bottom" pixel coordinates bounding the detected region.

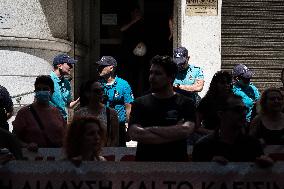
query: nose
[{"left": 149, "top": 73, "right": 154, "bottom": 82}]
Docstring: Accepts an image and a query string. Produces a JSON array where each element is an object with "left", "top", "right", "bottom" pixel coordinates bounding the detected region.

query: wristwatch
[{"left": 174, "top": 83, "right": 180, "bottom": 88}]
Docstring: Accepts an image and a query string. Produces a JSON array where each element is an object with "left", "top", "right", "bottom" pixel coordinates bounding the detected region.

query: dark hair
[
  {"left": 64, "top": 116, "right": 106, "bottom": 160},
  {"left": 79, "top": 80, "right": 96, "bottom": 107},
  {"left": 34, "top": 75, "right": 54, "bottom": 94},
  {"left": 150, "top": 55, "right": 178, "bottom": 81},
  {"left": 216, "top": 93, "right": 243, "bottom": 112},
  {"left": 260, "top": 88, "right": 283, "bottom": 113},
  {"left": 207, "top": 71, "right": 232, "bottom": 97}
]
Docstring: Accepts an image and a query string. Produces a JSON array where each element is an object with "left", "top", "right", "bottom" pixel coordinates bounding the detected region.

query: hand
[
  {"left": 27, "top": 142, "right": 38, "bottom": 152},
  {"left": 70, "top": 156, "right": 83, "bottom": 167},
  {"left": 132, "top": 10, "right": 142, "bottom": 23},
  {"left": 255, "top": 155, "right": 274, "bottom": 168},
  {"left": 212, "top": 156, "right": 229, "bottom": 165}
]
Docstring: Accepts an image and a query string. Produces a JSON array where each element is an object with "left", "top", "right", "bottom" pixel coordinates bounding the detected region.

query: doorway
[{"left": 99, "top": 0, "right": 173, "bottom": 97}]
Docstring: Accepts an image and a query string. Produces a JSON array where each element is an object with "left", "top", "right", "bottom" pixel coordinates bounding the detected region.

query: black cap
[
  {"left": 53, "top": 54, "right": 77, "bottom": 66},
  {"left": 96, "top": 56, "right": 117, "bottom": 67},
  {"left": 232, "top": 64, "right": 253, "bottom": 79},
  {"left": 173, "top": 47, "right": 188, "bottom": 65}
]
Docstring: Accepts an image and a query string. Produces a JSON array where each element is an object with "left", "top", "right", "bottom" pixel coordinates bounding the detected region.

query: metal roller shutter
[{"left": 221, "top": 0, "right": 284, "bottom": 91}]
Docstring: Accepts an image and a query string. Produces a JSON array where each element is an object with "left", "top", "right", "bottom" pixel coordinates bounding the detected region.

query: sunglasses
[
  {"left": 225, "top": 106, "right": 248, "bottom": 113},
  {"left": 67, "top": 63, "right": 73, "bottom": 68},
  {"left": 97, "top": 65, "right": 109, "bottom": 72},
  {"left": 35, "top": 87, "right": 51, "bottom": 91}
]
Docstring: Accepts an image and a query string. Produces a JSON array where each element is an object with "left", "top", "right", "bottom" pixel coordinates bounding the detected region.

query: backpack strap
[
  {"left": 28, "top": 105, "right": 44, "bottom": 130},
  {"left": 28, "top": 105, "right": 57, "bottom": 147}
]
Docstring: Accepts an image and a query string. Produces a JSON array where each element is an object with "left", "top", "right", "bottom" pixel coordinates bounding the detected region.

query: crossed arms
[{"left": 128, "top": 121, "right": 195, "bottom": 144}]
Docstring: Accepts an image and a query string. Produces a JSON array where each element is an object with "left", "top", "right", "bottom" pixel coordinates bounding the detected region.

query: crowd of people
[{"left": 0, "top": 46, "right": 283, "bottom": 165}]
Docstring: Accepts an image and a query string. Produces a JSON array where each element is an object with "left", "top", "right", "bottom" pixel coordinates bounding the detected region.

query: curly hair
[
  {"left": 260, "top": 88, "right": 283, "bottom": 113},
  {"left": 64, "top": 116, "right": 106, "bottom": 160},
  {"left": 206, "top": 71, "right": 232, "bottom": 97}
]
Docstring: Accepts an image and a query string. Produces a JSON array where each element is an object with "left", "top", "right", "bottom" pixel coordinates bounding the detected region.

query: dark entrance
[{"left": 99, "top": 0, "right": 173, "bottom": 97}]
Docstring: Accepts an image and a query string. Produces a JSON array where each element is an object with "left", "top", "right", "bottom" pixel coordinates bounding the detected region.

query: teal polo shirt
[
  {"left": 49, "top": 71, "right": 72, "bottom": 120},
  {"left": 174, "top": 64, "right": 204, "bottom": 86},
  {"left": 174, "top": 64, "right": 204, "bottom": 104},
  {"left": 232, "top": 83, "right": 260, "bottom": 122},
  {"left": 100, "top": 76, "right": 134, "bottom": 124}
]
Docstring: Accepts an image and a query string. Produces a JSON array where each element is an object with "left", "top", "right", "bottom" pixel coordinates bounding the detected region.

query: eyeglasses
[{"left": 225, "top": 106, "right": 248, "bottom": 113}]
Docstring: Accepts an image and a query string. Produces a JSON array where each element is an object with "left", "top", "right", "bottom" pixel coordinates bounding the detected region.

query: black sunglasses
[{"left": 226, "top": 106, "right": 248, "bottom": 113}]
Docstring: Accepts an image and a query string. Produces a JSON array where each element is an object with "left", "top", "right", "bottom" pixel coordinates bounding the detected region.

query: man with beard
[
  {"left": 232, "top": 64, "right": 260, "bottom": 125},
  {"left": 172, "top": 47, "right": 204, "bottom": 106},
  {"left": 128, "top": 55, "right": 196, "bottom": 161},
  {"left": 50, "top": 54, "right": 80, "bottom": 121},
  {"left": 192, "top": 94, "right": 273, "bottom": 166}
]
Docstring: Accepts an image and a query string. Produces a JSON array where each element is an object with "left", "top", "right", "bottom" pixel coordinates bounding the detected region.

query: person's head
[
  {"left": 149, "top": 55, "right": 178, "bottom": 93},
  {"left": 173, "top": 47, "right": 190, "bottom": 71},
  {"left": 217, "top": 94, "right": 247, "bottom": 130},
  {"left": 207, "top": 71, "right": 232, "bottom": 97},
  {"left": 53, "top": 54, "right": 77, "bottom": 76},
  {"left": 34, "top": 75, "right": 54, "bottom": 105},
  {"left": 232, "top": 64, "right": 253, "bottom": 87},
  {"left": 260, "top": 88, "right": 283, "bottom": 114},
  {"left": 79, "top": 80, "right": 105, "bottom": 107},
  {"left": 64, "top": 116, "right": 106, "bottom": 160},
  {"left": 280, "top": 68, "right": 284, "bottom": 85},
  {"left": 96, "top": 56, "right": 117, "bottom": 78}
]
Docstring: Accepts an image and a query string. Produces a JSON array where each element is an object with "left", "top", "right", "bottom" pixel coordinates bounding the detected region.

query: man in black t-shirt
[
  {"left": 128, "top": 55, "right": 195, "bottom": 162},
  {"left": 192, "top": 94, "right": 270, "bottom": 163}
]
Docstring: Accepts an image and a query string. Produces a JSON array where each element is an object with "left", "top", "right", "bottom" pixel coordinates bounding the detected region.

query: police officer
[
  {"left": 172, "top": 47, "right": 204, "bottom": 106},
  {"left": 97, "top": 56, "right": 134, "bottom": 147}
]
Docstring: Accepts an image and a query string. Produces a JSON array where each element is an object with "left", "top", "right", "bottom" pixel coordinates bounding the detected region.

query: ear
[{"left": 57, "top": 64, "right": 63, "bottom": 69}]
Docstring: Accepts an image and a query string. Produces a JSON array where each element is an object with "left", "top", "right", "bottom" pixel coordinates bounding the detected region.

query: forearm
[
  {"left": 125, "top": 104, "right": 132, "bottom": 122},
  {"left": 178, "top": 82, "right": 204, "bottom": 92},
  {"left": 148, "top": 121, "right": 195, "bottom": 140},
  {"left": 128, "top": 124, "right": 174, "bottom": 144}
]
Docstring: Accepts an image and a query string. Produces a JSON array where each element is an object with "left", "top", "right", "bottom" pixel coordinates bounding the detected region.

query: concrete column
[
  {"left": 0, "top": 0, "right": 73, "bottom": 106},
  {"left": 175, "top": 0, "right": 222, "bottom": 97}
]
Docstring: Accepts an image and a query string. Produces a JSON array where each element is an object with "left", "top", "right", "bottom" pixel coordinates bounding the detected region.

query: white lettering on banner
[
  {"left": 1, "top": 161, "right": 284, "bottom": 189},
  {"left": 21, "top": 146, "right": 284, "bottom": 161}
]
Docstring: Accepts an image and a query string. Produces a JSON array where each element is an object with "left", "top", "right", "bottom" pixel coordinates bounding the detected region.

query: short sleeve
[
  {"left": 65, "top": 80, "right": 73, "bottom": 103},
  {"left": 123, "top": 81, "right": 134, "bottom": 104},
  {"left": 128, "top": 100, "right": 142, "bottom": 126},
  {"left": 196, "top": 67, "right": 204, "bottom": 80}
]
